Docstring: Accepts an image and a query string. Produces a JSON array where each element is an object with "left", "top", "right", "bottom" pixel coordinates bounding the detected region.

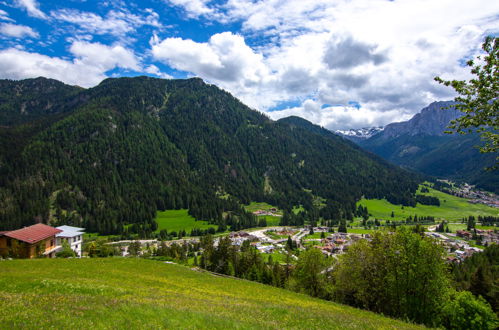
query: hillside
[
  {"left": 0, "top": 258, "right": 421, "bottom": 329},
  {"left": 0, "top": 77, "right": 419, "bottom": 234},
  {"left": 355, "top": 101, "right": 499, "bottom": 193},
  {"left": 357, "top": 185, "right": 499, "bottom": 221}
]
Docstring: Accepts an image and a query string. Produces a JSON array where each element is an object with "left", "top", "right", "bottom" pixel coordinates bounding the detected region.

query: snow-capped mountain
[{"left": 335, "top": 126, "right": 384, "bottom": 140}]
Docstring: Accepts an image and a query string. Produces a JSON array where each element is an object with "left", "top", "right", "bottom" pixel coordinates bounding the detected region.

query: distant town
[{"left": 443, "top": 181, "right": 499, "bottom": 208}]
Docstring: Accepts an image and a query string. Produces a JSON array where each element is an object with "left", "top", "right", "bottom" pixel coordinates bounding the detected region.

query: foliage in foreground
[
  {"left": 435, "top": 36, "right": 498, "bottom": 165},
  {"left": 333, "top": 229, "right": 497, "bottom": 328},
  {"left": 451, "top": 243, "right": 499, "bottom": 312},
  {"left": 55, "top": 240, "right": 76, "bottom": 258}
]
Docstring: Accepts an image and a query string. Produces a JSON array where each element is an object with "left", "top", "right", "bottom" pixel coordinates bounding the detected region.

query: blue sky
[{"left": 0, "top": 0, "right": 498, "bottom": 129}]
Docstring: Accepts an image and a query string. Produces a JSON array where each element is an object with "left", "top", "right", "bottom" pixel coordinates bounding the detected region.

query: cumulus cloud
[
  {"left": 155, "top": 0, "right": 499, "bottom": 128},
  {"left": 0, "top": 41, "right": 142, "bottom": 87},
  {"left": 0, "top": 22, "right": 38, "bottom": 38},
  {"left": 0, "top": 48, "right": 104, "bottom": 86},
  {"left": 2, "top": 0, "right": 498, "bottom": 130},
  {"left": 144, "top": 64, "right": 173, "bottom": 79},
  {"left": 324, "top": 36, "right": 387, "bottom": 69},
  {"left": 70, "top": 41, "right": 141, "bottom": 72},
  {"left": 167, "top": 0, "right": 214, "bottom": 18},
  {"left": 151, "top": 32, "right": 275, "bottom": 107},
  {"left": 269, "top": 99, "right": 413, "bottom": 130},
  {"left": 14, "top": 0, "right": 46, "bottom": 19}
]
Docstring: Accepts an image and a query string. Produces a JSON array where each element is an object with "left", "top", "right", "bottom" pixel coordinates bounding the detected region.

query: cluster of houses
[
  {"left": 228, "top": 231, "right": 259, "bottom": 246},
  {"left": 0, "top": 223, "right": 84, "bottom": 259},
  {"left": 428, "top": 232, "right": 484, "bottom": 263},
  {"left": 252, "top": 208, "right": 282, "bottom": 217},
  {"left": 452, "top": 183, "right": 499, "bottom": 208},
  {"left": 456, "top": 229, "right": 499, "bottom": 246}
]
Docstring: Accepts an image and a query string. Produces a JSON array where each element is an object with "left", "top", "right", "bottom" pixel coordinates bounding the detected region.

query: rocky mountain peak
[{"left": 381, "top": 101, "right": 460, "bottom": 139}]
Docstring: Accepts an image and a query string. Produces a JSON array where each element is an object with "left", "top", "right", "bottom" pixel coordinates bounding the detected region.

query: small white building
[{"left": 56, "top": 225, "right": 85, "bottom": 257}]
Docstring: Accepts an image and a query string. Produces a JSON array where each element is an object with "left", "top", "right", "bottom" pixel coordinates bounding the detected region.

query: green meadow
[
  {"left": 154, "top": 209, "right": 217, "bottom": 233},
  {"left": 358, "top": 186, "right": 499, "bottom": 221},
  {"left": 0, "top": 258, "right": 421, "bottom": 329},
  {"left": 244, "top": 202, "right": 282, "bottom": 214},
  {"left": 245, "top": 202, "right": 282, "bottom": 226}
]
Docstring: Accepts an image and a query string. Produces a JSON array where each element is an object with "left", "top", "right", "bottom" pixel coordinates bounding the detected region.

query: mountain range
[
  {"left": 0, "top": 76, "right": 419, "bottom": 234},
  {"left": 337, "top": 101, "right": 498, "bottom": 193},
  {"left": 335, "top": 126, "right": 384, "bottom": 142}
]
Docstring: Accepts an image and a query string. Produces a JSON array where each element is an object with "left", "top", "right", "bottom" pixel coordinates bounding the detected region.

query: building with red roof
[{"left": 0, "top": 224, "right": 62, "bottom": 258}]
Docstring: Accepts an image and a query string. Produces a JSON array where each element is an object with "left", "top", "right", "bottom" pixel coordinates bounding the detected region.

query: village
[
  {"left": 451, "top": 183, "right": 499, "bottom": 208},
  {"left": 1, "top": 221, "right": 498, "bottom": 265}
]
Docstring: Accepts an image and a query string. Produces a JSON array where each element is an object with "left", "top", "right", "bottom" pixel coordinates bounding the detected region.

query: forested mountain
[
  {"left": 353, "top": 101, "right": 499, "bottom": 193},
  {"left": 0, "top": 76, "right": 419, "bottom": 234}
]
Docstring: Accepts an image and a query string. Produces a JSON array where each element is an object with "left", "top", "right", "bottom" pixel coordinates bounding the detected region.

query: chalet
[
  {"left": 56, "top": 225, "right": 85, "bottom": 257},
  {"left": 0, "top": 224, "right": 62, "bottom": 258}
]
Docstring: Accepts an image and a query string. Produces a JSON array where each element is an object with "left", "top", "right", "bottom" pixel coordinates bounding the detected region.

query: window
[{"left": 50, "top": 239, "right": 54, "bottom": 247}]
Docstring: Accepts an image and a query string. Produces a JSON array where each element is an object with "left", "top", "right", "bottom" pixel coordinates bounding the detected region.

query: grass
[
  {"left": 244, "top": 202, "right": 282, "bottom": 226},
  {"left": 346, "top": 228, "right": 377, "bottom": 235},
  {"left": 292, "top": 205, "right": 305, "bottom": 214},
  {"left": 304, "top": 232, "right": 327, "bottom": 239},
  {"left": 244, "top": 202, "right": 282, "bottom": 214},
  {"left": 262, "top": 252, "right": 289, "bottom": 264},
  {"left": 358, "top": 186, "right": 499, "bottom": 221},
  {"left": 155, "top": 209, "right": 217, "bottom": 233},
  {"left": 0, "top": 258, "right": 421, "bottom": 329},
  {"left": 261, "top": 215, "right": 281, "bottom": 226}
]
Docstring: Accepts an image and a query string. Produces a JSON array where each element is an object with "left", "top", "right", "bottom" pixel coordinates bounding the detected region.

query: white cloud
[
  {"left": 0, "top": 22, "right": 38, "bottom": 38},
  {"left": 14, "top": 0, "right": 46, "bottom": 19},
  {"left": 167, "top": 0, "right": 214, "bottom": 18},
  {"left": 268, "top": 99, "right": 413, "bottom": 130},
  {"left": 51, "top": 8, "right": 162, "bottom": 38},
  {"left": 0, "top": 9, "right": 14, "bottom": 22},
  {"left": 155, "top": 0, "right": 499, "bottom": 128},
  {"left": 69, "top": 41, "right": 141, "bottom": 72},
  {"left": 151, "top": 32, "right": 274, "bottom": 107},
  {"left": 0, "top": 41, "right": 142, "bottom": 87},
  {"left": 0, "top": 48, "right": 104, "bottom": 86},
  {"left": 144, "top": 64, "right": 173, "bottom": 79}
]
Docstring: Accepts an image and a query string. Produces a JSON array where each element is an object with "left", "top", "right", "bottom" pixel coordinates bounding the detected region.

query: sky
[{"left": 0, "top": 0, "right": 498, "bottom": 130}]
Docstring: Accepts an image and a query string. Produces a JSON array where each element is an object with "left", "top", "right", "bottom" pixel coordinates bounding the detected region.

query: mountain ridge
[
  {"left": 353, "top": 101, "right": 498, "bottom": 193},
  {"left": 0, "top": 76, "right": 420, "bottom": 233}
]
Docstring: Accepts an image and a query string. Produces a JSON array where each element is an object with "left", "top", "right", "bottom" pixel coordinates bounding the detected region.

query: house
[
  {"left": 0, "top": 224, "right": 62, "bottom": 258},
  {"left": 56, "top": 225, "right": 85, "bottom": 257}
]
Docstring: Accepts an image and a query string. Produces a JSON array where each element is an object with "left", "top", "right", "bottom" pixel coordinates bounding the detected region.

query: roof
[
  {"left": 4, "top": 224, "right": 62, "bottom": 244},
  {"left": 56, "top": 225, "right": 85, "bottom": 238},
  {"left": 56, "top": 225, "right": 85, "bottom": 232}
]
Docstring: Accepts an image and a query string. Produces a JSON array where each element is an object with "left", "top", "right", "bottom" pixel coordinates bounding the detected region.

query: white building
[{"left": 56, "top": 225, "right": 85, "bottom": 257}]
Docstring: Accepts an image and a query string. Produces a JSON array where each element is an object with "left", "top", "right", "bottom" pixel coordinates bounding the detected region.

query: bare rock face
[{"left": 381, "top": 101, "right": 459, "bottom": 139}]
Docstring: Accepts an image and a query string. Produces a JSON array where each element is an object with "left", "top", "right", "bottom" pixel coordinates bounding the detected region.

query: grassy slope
[
  {"left": 0, "top": 258, "right": 421, "bottom": 329},
  {"left": 358, "top": 186, "right": 499, "bottom": 221},
  {"left": 154, "top": 209, "right": 217, "bottom": 233},
  {"left": 245, "top": 202, "right": 282, "bottom": 226}
]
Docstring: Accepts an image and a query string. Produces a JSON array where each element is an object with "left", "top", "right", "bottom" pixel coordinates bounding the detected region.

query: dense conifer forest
[{"left": 0, "top": 76, "right": 420, "bottom": 234}]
